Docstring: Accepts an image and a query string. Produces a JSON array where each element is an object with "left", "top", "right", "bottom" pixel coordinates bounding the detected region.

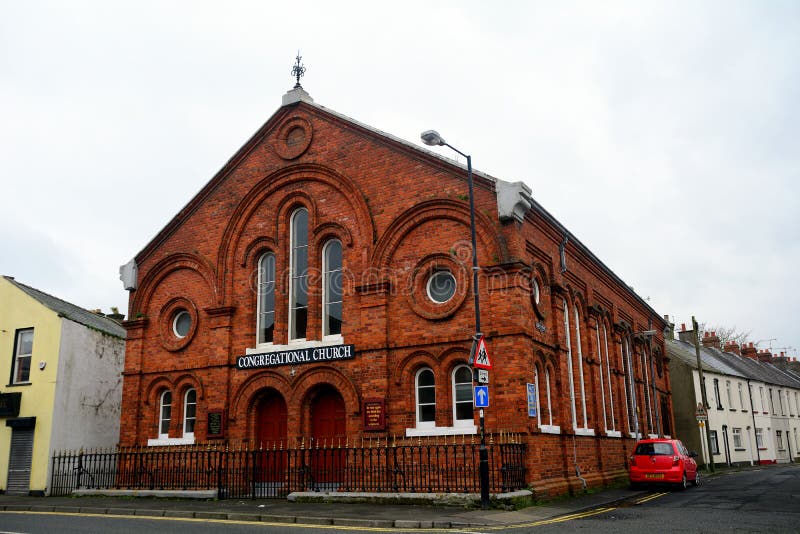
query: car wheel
[
  {"left": 678, "top": 472, "right": 688, "bottom": 490},
  {"left": 692, "top": 471, "right": 700, "bottom": 487}
]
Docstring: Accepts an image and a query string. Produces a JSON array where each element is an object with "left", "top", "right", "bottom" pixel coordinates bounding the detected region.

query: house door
[
  {"left": 256, "top": 391, "right": 287, "bottom": 486},
  {"left": 310, "top": 389, "right": 345, "bottom": 484},
  {"left": 6, "top": 428, "right": 34, "bottom": 495}
]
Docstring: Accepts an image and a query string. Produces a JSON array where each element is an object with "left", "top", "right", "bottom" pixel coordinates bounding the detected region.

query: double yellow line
[{"left": 635, "top": 491, "right": 668, "bottom": 505}]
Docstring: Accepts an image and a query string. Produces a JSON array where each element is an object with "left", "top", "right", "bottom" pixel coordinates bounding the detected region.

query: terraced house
[{"left": 117, "top": 80, "right": 672, "bottom": 496}]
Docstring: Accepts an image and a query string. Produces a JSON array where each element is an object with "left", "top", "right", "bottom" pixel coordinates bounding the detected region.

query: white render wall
[{"left": 49, "top": 319, "right": 125, "bottom": 454}]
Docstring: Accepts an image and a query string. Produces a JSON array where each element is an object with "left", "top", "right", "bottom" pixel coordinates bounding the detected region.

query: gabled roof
[
  {"left": 666, "top": 338, "right": 744, "bottom": 376},
  {"left": 3, "top": 276, "right": 126, "bottom": 339},
  {"left": 666, "top": 337, "right": 800, "bottom": 389}
]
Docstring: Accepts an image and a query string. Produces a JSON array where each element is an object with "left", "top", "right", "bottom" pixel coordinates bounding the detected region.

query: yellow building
[{"left": 0, "top": 276, "right": 125, "bottom": 495}]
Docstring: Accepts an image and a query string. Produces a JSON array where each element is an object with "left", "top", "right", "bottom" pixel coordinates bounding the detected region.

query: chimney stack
[
  {"left": 701, "top": 331, "right": 721, "bottom": 349},
  {"left": 757, "top": 349, "right": 773, "bottom": 363},
  {"left": 723, "top": 341, "right": 741, "bottom": 355},
  {"left": 663, "top": 315, "right": 674, "bottom": 339},
  {"left": 677, "top": 323, "right": 695, "bottom": 344},
  {"left": 741, "top": 342, "right": 758, "bottom": 360}
]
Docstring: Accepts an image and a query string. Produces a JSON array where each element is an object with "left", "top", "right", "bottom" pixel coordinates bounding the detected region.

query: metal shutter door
[{"left": 6, "top": 428, "right": 34, "bottom": 495}]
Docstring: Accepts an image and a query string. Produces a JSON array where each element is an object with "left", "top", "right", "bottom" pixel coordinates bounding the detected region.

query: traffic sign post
[
  {"left": 474, "top": 385, "right": 489, "bottom": 407},
  {"left": 477, "top": 369, "right": 489, "bottom": 384}
]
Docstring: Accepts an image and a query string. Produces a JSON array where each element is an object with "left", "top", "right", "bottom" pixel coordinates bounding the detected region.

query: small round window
[
  {"left": 427, "top": 271, "right": 456, "bottom": 303},
  {"left": 532, "top": 279, "right": 540, "bottom": 305},
  {"left": 173, "top": 311, "right": 191, "bottom": 338}
]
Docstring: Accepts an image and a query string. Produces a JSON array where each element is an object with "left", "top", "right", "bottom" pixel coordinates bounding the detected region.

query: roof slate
[{"left": 3, "top": 276, "right": 126, "bottom": 339}]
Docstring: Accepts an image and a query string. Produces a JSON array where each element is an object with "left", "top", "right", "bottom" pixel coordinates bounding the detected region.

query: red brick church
[{"left": 118, "top": 75, "right": 672, "bottom": 495}]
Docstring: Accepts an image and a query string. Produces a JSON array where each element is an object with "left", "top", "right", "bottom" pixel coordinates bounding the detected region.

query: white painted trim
[
  {"left": 147, "top": 437, "right": 196, "bottom": 447},
  {"left": 539, "top": 425, "right": 561, "bottom": 435},
  {"left": 405, "top": 425, "right": 477, "bottom": 437}
]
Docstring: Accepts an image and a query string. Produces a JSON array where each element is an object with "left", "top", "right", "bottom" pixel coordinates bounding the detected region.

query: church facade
[{"left": 118, "top": 83, "right": 671, "bottom": 495}]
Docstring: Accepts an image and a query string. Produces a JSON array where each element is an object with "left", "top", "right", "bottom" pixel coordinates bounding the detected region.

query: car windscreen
[{"left": 635, "top": 442, "right": 675, "bottom": 455}]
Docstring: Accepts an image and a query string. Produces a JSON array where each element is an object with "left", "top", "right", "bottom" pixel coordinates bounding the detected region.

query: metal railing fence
[{"left": 50, "top": 433, "right": 527, "bottom": 498}]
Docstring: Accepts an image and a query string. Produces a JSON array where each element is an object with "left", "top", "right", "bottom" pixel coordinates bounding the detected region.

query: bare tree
[{"left": 698, "top": 322, "right": 751, "bottom": 347}]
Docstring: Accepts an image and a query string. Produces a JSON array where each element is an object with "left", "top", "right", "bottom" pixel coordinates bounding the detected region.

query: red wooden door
[
  {"left": 310, "top": 390, "right": 345, "bottom": 483},
  {"left": 256, "top": 392, "right": 287, "bottom": 483}
]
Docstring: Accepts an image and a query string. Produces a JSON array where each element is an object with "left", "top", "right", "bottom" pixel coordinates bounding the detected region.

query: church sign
[{"left": 236, "top": 344, "right": 355, "bottom": 370}]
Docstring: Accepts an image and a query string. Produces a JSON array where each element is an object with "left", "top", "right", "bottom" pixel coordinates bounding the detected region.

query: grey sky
[{"left": 2, "top": 1, "right": 798, "bottom": 356}]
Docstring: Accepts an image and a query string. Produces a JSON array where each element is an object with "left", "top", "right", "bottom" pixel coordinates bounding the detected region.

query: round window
[
  {"left": 173, "top": 311, "right": 191, "bottom": 338},
  {"left": 427, "top": 271, "right": 457, "bottom": 303},
  {"left": 532, "top": 279, "right": 540, "bottom": 305}
]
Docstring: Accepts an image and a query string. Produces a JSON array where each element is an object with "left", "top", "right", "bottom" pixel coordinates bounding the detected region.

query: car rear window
[{"left": 635, "top": 442, "right": 675, "bottom": 455}]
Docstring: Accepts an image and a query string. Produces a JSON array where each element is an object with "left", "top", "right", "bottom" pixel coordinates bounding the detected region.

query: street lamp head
[{"left": 421, "top": 130, "right": 446, "bottom": 146}]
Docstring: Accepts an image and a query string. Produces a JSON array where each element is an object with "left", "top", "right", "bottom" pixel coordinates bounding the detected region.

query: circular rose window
[
  {"left": 172, "top": 310, "right": 191, "bottom": 338},
  {"left": 427, "top": 271, "right": 457, "bottom": 303}
]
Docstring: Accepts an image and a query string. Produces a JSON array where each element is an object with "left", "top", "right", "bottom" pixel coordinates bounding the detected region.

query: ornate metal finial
[{"left": 291, "top": 51, "right": 306, "bottom": 89}]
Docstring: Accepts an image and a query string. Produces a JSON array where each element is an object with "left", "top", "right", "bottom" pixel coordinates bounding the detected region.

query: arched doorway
[
  {"left": 309, "top": 387, "right": 346, "bottom": 485},
  {"left": 255, "top": 390, "right": 287, "bottom": 489}
]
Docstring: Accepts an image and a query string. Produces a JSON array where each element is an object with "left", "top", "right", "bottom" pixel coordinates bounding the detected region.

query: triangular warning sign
[{"left": 473, "top": 337, "right": 492, "bottom": 370}]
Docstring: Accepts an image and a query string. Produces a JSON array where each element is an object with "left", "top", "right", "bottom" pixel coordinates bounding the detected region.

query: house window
[
  {"left": 714, "top": 379, "right": 722, "bottom": 409},
  {"left": 759, "top": 387, "right": 766, "bottom": 412},
  {"left": 257, "top": 252, "right": 275, "bottom": 344},
  {"left": 183, "top": 389, "right": 196, "bottom": 437},
  {"left": 595, "top": 326, "right": 607, "bottom": 431},
  {"left": 562, "top": 300, "right": 577, "bottom": 428},
  {"left": 776, "top": 430, "right": 784, "bottom": 450},
  {"left": 755, "top": 427, "right": 764, "bottom": 448},
  {"left": 452, "top": 365, "right": 474, "bottom": 426},
  {"left": 602, "top": 323, "right": 616, "bottom": 432},
  {"left": 415, "top": 368, "right": 436, "bottom": 428},
  {"left": 769, "top": 389, "right": 775, "bottom": 414},
  {"left": 159, "top": 391, "right": 172, "bottom": 438},
  {"left": 738, "top": 383, "right": 745, "bottom": 411},
  {"left": 535, "top": 364, "right": 557, "bottom": 432},
  {"left": 778, "top": 389, "right": 785, "bottom": 415},
  {"left": 622, "top": 337, "right": 636, "bottom": 435},
  {"left": 787, "top": 391, "right": 794, "bottom": 416},
  {"left": 12, "top": 328, "right": 33, "bottom": 384},
  {"left": 726, "top": 380, "right": 733, "bottom": 409},
  {"left": 322, "top": 240, "right": 343, "bottom": 338},
  {"left": 709, "top": 430, "right": 719, "bottom": 455},
  {"left": 289, "top": 208, "right": 309, "bottom": 341},
  {"left": 732, "top": 427, "right": 743, "bottom": 449}
]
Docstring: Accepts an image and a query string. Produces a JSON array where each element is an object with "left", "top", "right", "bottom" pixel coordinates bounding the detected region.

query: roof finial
[{"left": 291, "top": 51, "right": 306, "bottom": 89}]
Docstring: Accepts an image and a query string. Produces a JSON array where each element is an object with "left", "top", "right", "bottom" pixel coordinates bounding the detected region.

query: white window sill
[
  {"left": 648, "top": 434, "right": 659, "bottom": 439},
  {"left": 574, "top": 428, "right": 596, "bottom": 437},
  {"left": 245, "top": 337, "right": 346, "bottom": 354},
  {"left": 147, "top": 437, "right": 196, "bottom": 447},
  {"left": 605, "top": 430, "right": 622, "bottom": 438},
  {"left": 406, "top": 425, "right": 477, "bottom": 437},
  {"left": 628, "top": 432, "right": 643, "bottom": 439},
  {"left": 539, "top": 425, "right": 561, "bottom": 434}
]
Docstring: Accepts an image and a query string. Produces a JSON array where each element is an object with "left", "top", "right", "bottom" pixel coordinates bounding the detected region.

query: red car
[{"left": 629, "top": 438, "right": 700, "bottom": 490}]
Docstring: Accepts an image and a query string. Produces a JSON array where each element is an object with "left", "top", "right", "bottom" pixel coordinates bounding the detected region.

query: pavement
[
  {"left": 0, "top": 465, "right": 772, "bottom": 529},
  {"left": 0, "top": 487, "right": 640, "bottom": 529}
]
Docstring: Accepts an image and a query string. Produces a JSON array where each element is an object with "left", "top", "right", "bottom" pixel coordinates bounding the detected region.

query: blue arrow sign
[{"left": 474, "top": 385, "right": 489, "bottom": 408}]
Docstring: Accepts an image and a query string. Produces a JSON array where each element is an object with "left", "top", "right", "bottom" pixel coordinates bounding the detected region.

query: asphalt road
[
  {"left": 526, "top": 464, "right": 800, "bottom": 533},
  {"left": 1, "top": 465, "right": 798, "bottom": 532}
]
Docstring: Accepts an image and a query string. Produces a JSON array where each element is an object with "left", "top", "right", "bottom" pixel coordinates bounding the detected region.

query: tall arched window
[
  {"left": 415, "top": 368, "right": 436, "bottom": 428},
  {"left": 159, "top": 390, "right": 172, "bottom": 439},
  {"left": 452, "top": 365, "right": 474, "bottom": 426},
  {"left": 322, "top": 239, "right": 343, "bottom": 338},
  {"left": 534, "top": 363, "right": 557, "bottom": 432},
  {"left": 641, "top": 346, "right": 654, "bottom": 434},
  {"left": 595, "top": 324, "right": 607, "bottom": 431},
  {"left": 623, "top": 337, "right": 637, "bottom": 435},
  {"left": 289, "top": 208, "right": 309, "bottom": 340},
  {"left": 257, "top": 252, "right": 275, "bottom": 344},
  {"left": 573, "top": 304, "right": 589, "bottom": 430},
  {"left": 562, "top": 300, "right": 577, "bottom": 428},
  {"left": 183, "top": 388, "right": 196, "bottom": 437},
  {"left": 544, "top": 366, "right": 555, "bottom": 429},
  {"left": 602, "top": 323, "right": 618, "bottom": 434}
]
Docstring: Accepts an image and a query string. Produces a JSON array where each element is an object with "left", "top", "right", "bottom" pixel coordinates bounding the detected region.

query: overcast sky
[{"left": 2, "top": 1, "right": 798, "bottom": 356}]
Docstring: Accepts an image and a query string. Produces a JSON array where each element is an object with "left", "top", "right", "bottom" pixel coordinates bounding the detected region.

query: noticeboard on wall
[{"left": 207, "top": 410, "right": 226, "bottom": 439}]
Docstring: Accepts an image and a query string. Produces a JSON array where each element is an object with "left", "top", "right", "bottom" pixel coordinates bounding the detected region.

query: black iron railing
[{"left": 50, "top": 434, "right": 527, "bottom": 498}]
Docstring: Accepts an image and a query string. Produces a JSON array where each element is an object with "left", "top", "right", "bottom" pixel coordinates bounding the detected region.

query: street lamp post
[{"left": 421, "top": 129, "right": 489, "bottom": 509}]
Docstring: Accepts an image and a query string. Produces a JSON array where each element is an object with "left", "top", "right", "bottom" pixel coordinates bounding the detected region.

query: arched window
[
  {"left": 322, "top": 239, "right": 343, "bottom": 338},
  {"left": 183, "top": 388, "right": 197, "bottom": 437},
  {"left": 159, "top": 390, "right": 172, "bottom": 439},
  {"left": 573, "top": 304, "right": 588, "bottom": 430},
  {"left": 257, "top": 252, "right": 275, "bottom": 344},
  {"left": 595, "top": 324, "right": 607, "bottom": 431},
  {"left": 289, "top": 208, "right": 309, "bottom": 340},
  {"left": 563, "top": 299, "right": 577, "bottom": 428},
  {"left": 544, "top": 366, "right": 555, "bottom": 429},
  {"left": 452, "top": 365, "right": 474, "bottom": 426},
  {"left": 622, "top": 338, "right": 634, "bottom": 435},
  {"left": 602, "top": 323, "right": 616, "bottom": 432},
  {"left": 415, "top": 368, "right": 436, "bottom": 428},
  {"left": 641, "top": 345, "right": 653, "bottom": 434}
]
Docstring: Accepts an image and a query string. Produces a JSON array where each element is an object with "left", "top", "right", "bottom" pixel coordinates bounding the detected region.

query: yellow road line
[{"left": 635, "top": 492, "right": 668, "bottom": 505}]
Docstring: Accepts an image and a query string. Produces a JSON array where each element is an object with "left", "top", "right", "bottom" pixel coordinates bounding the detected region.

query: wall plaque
[
  {"left": 363, "top": 398, "right": 385, "bottom": 431},
  {"left": 207, "top": 410, "right": 225, "bottom": 439}
]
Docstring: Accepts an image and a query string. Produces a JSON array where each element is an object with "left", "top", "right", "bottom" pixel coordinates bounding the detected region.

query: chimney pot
[{"left": 681, "top": 323, "right": 686, "bottom": 331}]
